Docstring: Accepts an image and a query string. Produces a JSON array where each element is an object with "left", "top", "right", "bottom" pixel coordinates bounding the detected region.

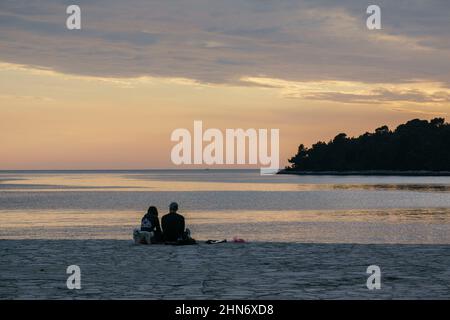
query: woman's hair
[{"left": 147, "top": 206, "right": 158, "bottom": 216}]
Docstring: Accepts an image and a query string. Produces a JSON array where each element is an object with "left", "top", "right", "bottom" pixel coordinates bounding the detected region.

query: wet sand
[{"left": 1, "top": 240, "right": 450, "bottom": 299}]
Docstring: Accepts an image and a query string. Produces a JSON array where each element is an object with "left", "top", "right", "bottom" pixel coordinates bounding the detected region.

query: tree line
[{"left": 286, "top": 118, "right": 450, "bottom": 172}]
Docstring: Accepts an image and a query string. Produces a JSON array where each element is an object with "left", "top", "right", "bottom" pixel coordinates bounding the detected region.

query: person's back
[
  {"left": 139, "top": 206, "right": 162, "bottom": 243},
  {"left": 162, "top": 213, "right": 185, "bottom": 242},
  {"left": 161, "top": 202, "right": 185, "bottom": 242},
  {"left": 141, "top": 213, "right": 159, "bottom": 232}
]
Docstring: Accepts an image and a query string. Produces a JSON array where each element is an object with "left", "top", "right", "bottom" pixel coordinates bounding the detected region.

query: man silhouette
[{"left": 161, "top": 202, "right": 192, "bottom": 243}]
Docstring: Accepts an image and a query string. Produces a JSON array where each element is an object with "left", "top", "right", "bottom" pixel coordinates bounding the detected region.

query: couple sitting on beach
[{"left": 133, "top": 202, "right": 196, "bottom": 245}]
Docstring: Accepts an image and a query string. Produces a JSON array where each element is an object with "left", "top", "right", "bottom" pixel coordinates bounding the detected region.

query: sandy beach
[{"left": 1, "top": 239, "right": 450, "bottom": 299}]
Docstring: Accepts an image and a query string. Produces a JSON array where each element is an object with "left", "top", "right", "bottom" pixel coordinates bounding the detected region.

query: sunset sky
[{"left": 1, "top": 0, "right": 449, "bottom": 170}]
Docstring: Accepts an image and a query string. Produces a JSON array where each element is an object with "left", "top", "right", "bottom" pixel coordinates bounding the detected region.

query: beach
[{"left": 1, "top": 239, "right": 450, "bottom": 299}]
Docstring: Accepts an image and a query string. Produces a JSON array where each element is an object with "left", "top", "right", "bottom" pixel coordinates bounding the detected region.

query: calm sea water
[{"left": 1, "top": 170, "right": 450, "bottom": 243}]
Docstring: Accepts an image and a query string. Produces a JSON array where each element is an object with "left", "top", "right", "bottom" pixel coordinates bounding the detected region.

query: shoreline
[
  {"left": 2, "top": 239, "right": 450, "bottom": 299},
  {"left": 2, "top": 168, "right": 450, "bottom": 177},
  {"left": 278, "top": 170, "right": 450, "bottom": 176}
]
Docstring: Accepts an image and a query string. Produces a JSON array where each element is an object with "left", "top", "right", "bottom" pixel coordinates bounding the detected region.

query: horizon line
[{"left": 0, "top": 168, "right": 263, "bottom": 172}]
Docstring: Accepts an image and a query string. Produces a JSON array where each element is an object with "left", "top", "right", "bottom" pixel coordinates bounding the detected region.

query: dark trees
[{"left": 287, "top": 118, "right": 450, "bottom": 171}]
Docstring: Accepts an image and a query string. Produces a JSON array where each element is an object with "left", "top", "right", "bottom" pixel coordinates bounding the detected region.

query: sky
[{"left": 1, "top": 0, "right": 449, "bottom": 169}]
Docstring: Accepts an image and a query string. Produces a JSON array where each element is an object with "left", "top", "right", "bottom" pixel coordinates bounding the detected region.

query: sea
[{"left": 1, "top": 169, "right": 450, "bottom": 243}]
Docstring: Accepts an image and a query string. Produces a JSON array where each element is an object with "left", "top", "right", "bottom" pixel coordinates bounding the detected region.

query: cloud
[
  {"left": 305, "top": 88, "right": 450, "bottom": 104},
  {"left": 0, "top": 93, "right": 55, "bottom": 102},
  {"left": 0, "top": 0, "right": 449, "bottom": 89},
  {"left": 241, "top": 76, "right": 450, "bottom": 104}
]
